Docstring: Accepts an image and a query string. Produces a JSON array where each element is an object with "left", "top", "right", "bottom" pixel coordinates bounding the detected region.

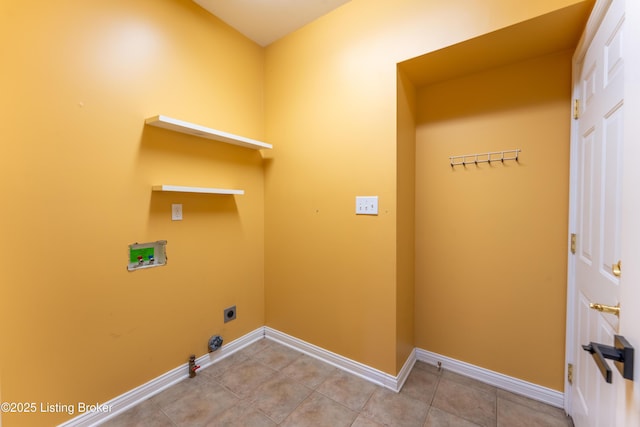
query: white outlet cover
[
  {"left": 172, "top": 203, "right": 183, "bottom": 221},
  {"left": 356, "top": 196, "right": 378, "bottom": 215}
]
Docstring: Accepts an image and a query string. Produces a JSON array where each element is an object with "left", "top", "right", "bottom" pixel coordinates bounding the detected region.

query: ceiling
[
  {"left": 192, "top": 0, "right": 352, "bottom": 46},
  {"left": 190, "top": 1, "right": 593, "bottom": 83}
]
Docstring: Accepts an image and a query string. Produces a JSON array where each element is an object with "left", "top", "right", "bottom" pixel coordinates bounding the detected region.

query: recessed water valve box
[{"left": 127, "top": 240, "right": 167, "bottom": 271}]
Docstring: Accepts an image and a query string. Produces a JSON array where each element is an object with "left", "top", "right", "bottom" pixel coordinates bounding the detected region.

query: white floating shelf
[
  {"left": 145, "top": 115, "right": 272, "bottom": 150},
  {"left": 152, "top": 185, "right": 244, "bottom": 195}
]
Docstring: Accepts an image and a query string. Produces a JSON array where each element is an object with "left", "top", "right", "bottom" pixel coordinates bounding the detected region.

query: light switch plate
[{"left": 356, "top": 196, "right": 378, "bottom": 215}]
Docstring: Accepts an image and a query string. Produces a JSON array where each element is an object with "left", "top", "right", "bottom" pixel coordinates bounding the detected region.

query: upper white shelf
[
  {"left": 145, "top": 115, "right": 272, "bottom": 150},
  {"left": 152, "top": 185, "right": 244, "bottom": 195}
]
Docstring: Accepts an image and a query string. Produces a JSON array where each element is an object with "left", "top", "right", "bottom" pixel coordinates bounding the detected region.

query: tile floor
[{"left": 101, "top": 338, "right": 574, "bottom": 426}]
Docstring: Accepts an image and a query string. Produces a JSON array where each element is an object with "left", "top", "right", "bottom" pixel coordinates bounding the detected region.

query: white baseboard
[
  {"left": 58, "top": 328, "right": 264, "bottom": 427},
  {"left": 59, "top": 328, "right": 562, "bottom": 426},
  {"left": 415, "top": 348, "right": 564, "bottom": 408},
  {"left": 264, "top": 327, "right": 415, "bottom": 392}
]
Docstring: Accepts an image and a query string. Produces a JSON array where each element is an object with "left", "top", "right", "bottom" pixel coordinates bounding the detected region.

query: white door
[{"left": 567, "top": 0, "right": 640, "bottom": 425}]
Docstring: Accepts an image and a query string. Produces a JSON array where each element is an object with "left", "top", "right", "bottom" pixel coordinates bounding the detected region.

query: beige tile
[
  {"left": 199, "top": 350, "right": 249, "bottom": 379},
  {"left": 497, "top": 398, "right": 571, "bottom": 427},
  {"left": 214, "top": 401, "right": 277, "bottom": 427},
  {"left": 497, "top": 389, "right": 567, "bottom": 420},
  {"left": 352, "top": 414, "right": 386, "bottom": 427},
  {"left": 100, "top": 399, "right": 173, "bottom": 427},
  {"left": 241, "top": 338, "right": 275, "bottom": 356},
  {"left": 218, "top": 358, "right": 277, "bottom": 398},
  {"left": 149, "top": 377, "right": 206, "bottom": 410},
  {"left": 441, "top": 371, "right": 497, "bottom": 395},
  {"left": 316, "top": 370, "right": 379, "bottom": 411},
  {"left": 191, "top": 370, "right": 224, "bottom": 390},
  {"left": 414, "top": 361, "right": 444, "bottom": 376},
  {"left": 401, "top": 367, "right": 439, "bottom": 404},
  {"left": 281, "top": 392, "right": 358, "bottom": 427},
  {"left": 161, "top": 385, "right": 239, "bottom": 426},
  {"left": 248, "top": 373, "right": 313, "bottom": 423},
  {"left": 281, "top": 354, "right": 338, "bottom": 388},
  {"left": 431, "top": 377, "right": 496, "bottom": 427},
  {"left": 251, "top": 341, "right": 302, "bottom": 371},
  {"left": 361, "top": 388, "right": 430, "bottom": 427},
  {"left": 424, "top": 407, "right": 482, "bottom": 427}
]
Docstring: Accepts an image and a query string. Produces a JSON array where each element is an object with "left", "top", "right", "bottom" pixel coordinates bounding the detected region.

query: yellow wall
[
  {"left": 0, "top": 1, "right": 265, "bottom": 425},
  {"left": 0, "top": 0, "right": 592, "bottom": 424},
  {"left": 264, "top": 0, "right": 587, "bottom": 376},
  {"left": 414, "top": 50, "right": 572, "bottom": 390},
  {"left": 396, "top": 70, "right": 417, "bottom": 372}
]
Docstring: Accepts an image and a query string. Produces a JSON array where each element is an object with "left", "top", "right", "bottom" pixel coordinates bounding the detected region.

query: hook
[{"left": 448, "top": 149, "right": 520, "bottom": 167}]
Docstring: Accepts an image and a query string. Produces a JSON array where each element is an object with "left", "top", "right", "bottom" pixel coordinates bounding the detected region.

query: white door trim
[{"left": 564, "top": 0, "right": 615, "bottom": 416}]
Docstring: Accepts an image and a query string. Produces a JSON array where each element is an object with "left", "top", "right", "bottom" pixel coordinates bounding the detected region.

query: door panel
[
  {"left": 569, "top": 0, "right": 640, "bottom": 425},
  {"left": 574, "top": 293, "right": 592, "bottom": 424},
  {"left": 578, "top": 128, "right": 594, "bottom": 265},
  {"left": 570, "top": 0, "right": 625, "bottom": 425},
  {"left": 601, "top": 103, "right": 623, "bottom": 286}
]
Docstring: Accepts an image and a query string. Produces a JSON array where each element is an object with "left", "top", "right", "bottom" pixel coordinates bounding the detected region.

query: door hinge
[
  {"left": 568, "top": 363, "right": 574, "bottom": 385},
  {"left": 573, "top": 99, "right": 580, "bottom": 120},
  {"left": 570, "top": 233, "right": 576, "bottom": 254}
]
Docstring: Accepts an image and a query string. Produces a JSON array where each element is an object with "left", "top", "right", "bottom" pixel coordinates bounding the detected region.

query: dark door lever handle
[{"left": 582, "top": 335, "right": 634, "bottom": 384}]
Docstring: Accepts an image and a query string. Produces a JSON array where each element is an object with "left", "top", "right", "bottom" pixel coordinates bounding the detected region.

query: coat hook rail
[{"left": 450, "top": 149, "right": 521, "bottom": 167}]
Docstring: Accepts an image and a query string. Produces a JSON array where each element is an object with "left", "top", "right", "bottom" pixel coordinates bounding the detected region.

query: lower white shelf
[{"left": 152, "top": 185, "right": 244, "bottom": 195}]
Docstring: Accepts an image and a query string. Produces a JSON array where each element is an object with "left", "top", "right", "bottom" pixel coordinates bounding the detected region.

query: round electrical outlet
[{"left": 224, "top": 305, "right": 236, "bottom": 323}]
